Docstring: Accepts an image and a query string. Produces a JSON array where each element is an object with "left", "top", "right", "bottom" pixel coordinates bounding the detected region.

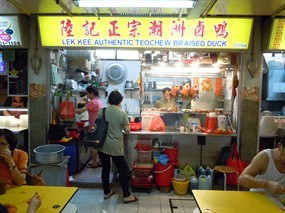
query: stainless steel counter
[{"left": 126, "top": 130, "right": 237, "bottom": 137}]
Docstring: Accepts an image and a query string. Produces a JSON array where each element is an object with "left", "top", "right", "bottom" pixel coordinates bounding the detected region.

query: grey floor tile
[
  {"left": 138, "top": 206, "right": 161, "bottom": 213},
  {"left": 138, "top": 194, "right": 160, "bottom": 205},
  {"left": 73, "top": 193, "right": 100, "bottom": 204},
  {"left": 91, "top": 204, "right": 116, "bottom": 213},
  {"left": 115, "top": 203, "right": 138, "bottom": 213}
]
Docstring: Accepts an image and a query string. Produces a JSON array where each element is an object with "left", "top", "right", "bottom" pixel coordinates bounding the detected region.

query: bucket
[
  {"left": 172, "top": 177, "right": 189, "bottom": 196},
  {"left": 163, "top": 145, "right": 178, "bottom": 163},
  {"left": 153, "top": 163, "right": 174, "bottom": 187}
]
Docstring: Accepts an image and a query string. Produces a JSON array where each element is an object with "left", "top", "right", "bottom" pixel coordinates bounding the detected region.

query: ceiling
[{"left": 0, "top": 0, "right": 284, "bottom": 19}]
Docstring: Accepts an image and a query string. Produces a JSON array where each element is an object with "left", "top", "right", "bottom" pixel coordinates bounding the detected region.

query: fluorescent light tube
[
  {"left": 76, "top": 0, "right": 195, "bottom": 8},
  {"left": 0, "top": 108, "right": 28, "bottom": 112}
]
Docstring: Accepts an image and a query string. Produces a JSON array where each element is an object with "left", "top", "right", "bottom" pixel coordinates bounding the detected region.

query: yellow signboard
[
  {"left": 268, "top": 19, "right": 285, "bottom": 50},
  {"left": 38, "top": 16, "right": 253, "bottom": 49}
]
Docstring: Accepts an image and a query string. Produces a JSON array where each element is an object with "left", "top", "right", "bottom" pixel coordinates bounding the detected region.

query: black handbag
[{"left": 85, "top": 108, "right": 109, "bottom": 148}]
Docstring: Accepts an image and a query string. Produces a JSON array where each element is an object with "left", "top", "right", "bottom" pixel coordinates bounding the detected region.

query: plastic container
[
  {"left": 190, "top": 176, "right": 198, "bottom": 194},
  {"left": 153, "top": 163, "right": 175, "bottom": 187},
  {"left": 158, "top": 154, "right": 169, "bottom": 165},
  {"left": 205, "top": 166, "right": 213, "bottom": 176},
  {"left": 130, "top": 122, "right": 142, "bottom": 131},
  {"left": 163, "top": 145, "right": 178, "bottom": 163},
  {"left": 217, "top": 115, "right": 226, "bottom": 130},
  {"left": 152, "top": 150, "right": 162, "bottom": 158},
  {"left": 197, "top": 166, "right": 206, "bottom": 177},
  {"left": 172, "top": 176, "right": 189, "bottom": 196},
  {"left": 137, "top": 151, "right": 152, "bottom": 164},
  {"left": 198, "top": 175, "right": 212, "bottom": 190},
  {"left": 188, "top": 116, "right": 201, "bottom": 131},
  {"left": 206, "top": 112, "right": 217, "bottom": 131}
]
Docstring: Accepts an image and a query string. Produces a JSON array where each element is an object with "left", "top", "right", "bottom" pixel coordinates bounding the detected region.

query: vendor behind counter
[{"left": 154, "top": 87, "right": 176, "bottom": 109}]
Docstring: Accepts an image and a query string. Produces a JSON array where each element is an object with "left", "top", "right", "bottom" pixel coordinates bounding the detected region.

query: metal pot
[{"left": 34, "top": 144, "right": 65, "bottom": 164}]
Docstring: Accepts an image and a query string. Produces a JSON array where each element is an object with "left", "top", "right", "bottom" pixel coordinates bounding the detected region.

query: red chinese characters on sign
[
  {"left": 128, "top": 20, "right": 141, "bottom": 38},
  {"left": 109, "top": 20, "right": 120, "bottom": 36},
  {"left": 171, "top": 20, "right": 186, "bottom": 37},
  {"left": 61, "top": 19, "right": 74, "bottom": 37},
  {"left": 194, "top": 20, "right": 205, "bottom": 37},
  {"left": 214, "top": 21, "right": 228, "bottom": 38},
  {"left": 149, "top": 20, "right": 163, "bottom": 37},
  {"left": 82, "top": 20, "right": 99, "bottom": 36}
]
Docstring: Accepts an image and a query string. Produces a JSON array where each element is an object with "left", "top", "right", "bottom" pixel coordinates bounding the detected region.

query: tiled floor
[
  {"left": 69, "top": 161, "right": 200, "bottom": 212},
  {"left": 69, "top": 187, "right": 198, "bottom": 213}
]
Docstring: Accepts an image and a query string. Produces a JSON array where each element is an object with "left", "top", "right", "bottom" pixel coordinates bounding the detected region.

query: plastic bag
[
  {"left": 149, "top": 115, "right": 166, "bottom": 131},
  {"left": 226, "top": 143, "right": 248, "bottom": 186},
  {"left": 60, "top": 99, "right": 75, "bottom": 119},
  {"left": 182, "top": 164, "right": 196, "bottom": 178}
]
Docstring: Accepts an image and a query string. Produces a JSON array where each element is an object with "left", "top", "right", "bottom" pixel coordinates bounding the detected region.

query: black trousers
[{"left": 98, "top": 151, "right": 130, "bottom": 197}]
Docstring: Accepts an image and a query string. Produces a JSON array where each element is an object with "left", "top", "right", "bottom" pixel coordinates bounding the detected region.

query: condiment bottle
[{"left": 206, "top": 112, "right": 217, "bottom": 131}]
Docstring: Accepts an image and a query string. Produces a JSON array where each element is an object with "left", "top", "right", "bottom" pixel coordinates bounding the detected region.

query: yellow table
[
  {"left": 192, "top": 190, "right": 284, "bottom": 213},
  {"left": 0, "top": 185, "right": 78, "bottom": 213}
]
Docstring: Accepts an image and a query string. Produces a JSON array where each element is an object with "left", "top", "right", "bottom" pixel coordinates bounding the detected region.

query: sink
[{"left": 259, "top": 116, "right": 285, "bottom": 136}]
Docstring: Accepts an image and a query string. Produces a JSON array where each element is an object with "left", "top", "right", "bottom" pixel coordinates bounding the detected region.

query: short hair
[
  {"left": 0, "top": 129, "right": 18, "bottom": 153},
  {"left": 280, "top": 134, "right": 285, "bottom": 147},
  {"left": 162, "top": 87, "right": 171, "bottom": 94},
  {"left": 108, "top": 91, "right": 123, "bottom": 105},
  {"left": 86, "top": 85, "right": 99, "bottom": 97}
]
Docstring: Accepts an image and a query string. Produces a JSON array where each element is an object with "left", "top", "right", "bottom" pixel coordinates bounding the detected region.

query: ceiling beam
[
  {"left": 92, "top": 8, "right": 100, "bottom": 20},
  {"left": 178, "top": 8, "right": 183, "bottom": 21},
  {"left": 107, "top": 8, "right": 113, "bottom": 16},
  {"left": 201, "top": 0, "right": 218, "bottom": 18},
  {"left": 271, "top": 4, "right": 285, "bottom": 19},
  {"left": 187, "top": 0, "right": 212, "bottom": 19},
  {"left": 55, "top": 0, "right": 73, "bottom": 16},
  {"left": 6, "top": 0, "right": 30, "bottom": 16}
]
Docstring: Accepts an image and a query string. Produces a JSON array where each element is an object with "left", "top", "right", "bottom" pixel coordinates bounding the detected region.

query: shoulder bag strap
[{"left": 103, "top": 108, "right": 106, "bottom": 121}]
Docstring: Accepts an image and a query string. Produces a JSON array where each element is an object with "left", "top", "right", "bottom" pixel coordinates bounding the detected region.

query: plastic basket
[{"left": 137, "top": 150, "right": 152, "bottom": 164}]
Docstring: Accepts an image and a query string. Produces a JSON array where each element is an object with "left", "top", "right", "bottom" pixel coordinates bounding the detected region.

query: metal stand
[{"left": 197, "top": 136, "right": 206, "bottom": 166}]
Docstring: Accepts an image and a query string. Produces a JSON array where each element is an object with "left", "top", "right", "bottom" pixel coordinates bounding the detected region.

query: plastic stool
[{"left": 213, "top": 165, "right": 239, "bottom": 190}]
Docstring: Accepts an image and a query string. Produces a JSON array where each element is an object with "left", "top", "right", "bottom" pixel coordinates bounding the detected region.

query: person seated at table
[
  {"left": 154, "top": 87, "right": 176, "bottom": 109},
  {"left": 238, "top": 135, "right": 285, "bottom": 195},
  {"left": 1, "top": 192, "right": 42, "bottom": 213},
  {"left": 3, "top": 96, "right": 28, "bottom": 119},
  {"left": 0, "top": 128, "right": 28, "bottom": 186}
]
